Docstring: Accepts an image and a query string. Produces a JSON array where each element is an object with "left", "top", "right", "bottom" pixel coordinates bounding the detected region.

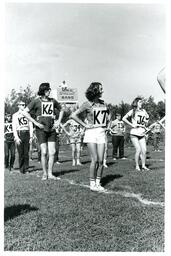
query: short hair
[
  {"left": 17, "top": 100, "right": 25, "bottom": 106},
  {"left": 116, "top": 113, "right": 121, "bottom": 117},
  {"left": 38, "top": 83, "right": 51, "bottom": 96},
  {"left": 85, "top": 82, "right": 102, "bottom": 102},
  {"left": 5, "top": 113, "right": 12, "bottom": 121}
]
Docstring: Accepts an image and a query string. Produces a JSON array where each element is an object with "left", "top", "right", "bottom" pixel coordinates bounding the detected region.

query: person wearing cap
[
  {"left": 12, "top": 101, "right": 33, "bottom": 174},
  {"left": 109, "top": 113, "right": 127, "bottom": 160},
  {"left": 4, "top": 114, "right": 16, "bottom": 172},
  {"left": 22, "top": 83, "right": 64, "bottom": 180}
]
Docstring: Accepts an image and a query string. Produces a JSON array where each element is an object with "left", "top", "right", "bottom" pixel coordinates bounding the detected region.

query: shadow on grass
[
  {"left": 59, "top": 159, "right": 72, "bottom": 163},
  {"left": 106, "top": 161, "right": 115, "bottom": 167},
  {"left": 4, "top": 204, "right": 39, "bottom": 222},
  {"left": 101, "top": 174, "right": 123, "bottom": 186},
  {"left": 81, "top": 160, "right": 91, "bottom": 164},
  {"left": 54, "top": 168, "right": 81, "bottom": 176}
]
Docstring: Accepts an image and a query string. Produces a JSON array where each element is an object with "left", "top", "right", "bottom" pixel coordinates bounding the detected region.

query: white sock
[
  {"left": 90, "top": 179, "right": 96, "bottom": 187},
  {"left": 96, "top": 177, "right": 101, "bottom": 186}
]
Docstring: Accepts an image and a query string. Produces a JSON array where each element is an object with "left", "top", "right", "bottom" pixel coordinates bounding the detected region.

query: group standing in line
[{"left": 4, "top": 78, "right": 165, "bottom": 191}]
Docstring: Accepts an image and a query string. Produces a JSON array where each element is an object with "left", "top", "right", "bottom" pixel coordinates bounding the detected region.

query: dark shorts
[
  {"left": 36, "top": 128, "right": 56, "bottom": 145},
  {"left": 130, "top": 134, "right": 145, "bottom": 140}
]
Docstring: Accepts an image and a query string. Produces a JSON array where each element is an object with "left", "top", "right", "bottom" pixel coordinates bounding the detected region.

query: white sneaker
[
  {"left": 90, "top": 184, "right": 98, "bottom": 191},
  {"left": 103, "top": 163, "right": 108, "bottom": 168},
  {"left": 72, "top": 160, "right": 76, "bottom": 166},
  {"left": 56, "top": 161, "right": 61, "bottom": 165},
  {"left": 77, "top": 161, "right": 83, "bottom": 166},
  {"left": 96, "top": 185, "right": 106, "bottom": 192},
  {"left": 48, "top": 174, "right": 59, "bottom": 180},
  {"left": 41, "top": 174, "right": 48, "bottom": 180}
]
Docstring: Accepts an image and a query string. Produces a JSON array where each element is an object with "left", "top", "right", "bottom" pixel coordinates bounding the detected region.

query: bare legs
[
  {"left": 131, "top": 136, "right": 149, "bottom": 170},
  {"left": 40, "top": 141, "right": 57, "bottom": 179},
  {"left": 71, "top": 143, "right": 82, "bottom": 166},
  {"left": 87, "top": 143, "right": 105, "bottom": 190}
]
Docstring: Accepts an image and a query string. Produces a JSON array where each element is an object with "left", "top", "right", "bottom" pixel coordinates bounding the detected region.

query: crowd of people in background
[{"left": 4, "top": 78, "right": 165, "bottom": 192}]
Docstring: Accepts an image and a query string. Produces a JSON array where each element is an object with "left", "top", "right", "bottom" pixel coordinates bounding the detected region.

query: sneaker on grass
[
  {"left": 96, "top": 185, "right": 106, "bottom": 192},
  {"left": 41, "top": 174, "right": 48, "bottom": 180},
  {"left": 90, "top": 184, "right": 98, "bottom": 191},
  {"left": 90, "top": 184, "right": 106, "bottom": 192},
  {"left": 48, "top": 174, "right": 61, "bottom": 180}
]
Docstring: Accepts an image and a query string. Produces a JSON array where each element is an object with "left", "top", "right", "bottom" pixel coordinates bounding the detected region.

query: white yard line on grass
[
  {"left": 33, "top": 172, "right": 164, "bottom": 207},
  {"left": 123, "top": 158, "right": 164, "bottom": 162},
  {"left": 61, "top": 178, "right": 164, "bottom": 207}
]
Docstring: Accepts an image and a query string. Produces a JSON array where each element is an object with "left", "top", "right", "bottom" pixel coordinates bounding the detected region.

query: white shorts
[{"left": 83, "top": 127, "right": 106, "bottom": 144}]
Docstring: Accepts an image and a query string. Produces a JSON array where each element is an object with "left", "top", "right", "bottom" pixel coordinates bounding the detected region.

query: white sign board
[{"left": 51, "top": 87, "right": 78, "bottom": 103}]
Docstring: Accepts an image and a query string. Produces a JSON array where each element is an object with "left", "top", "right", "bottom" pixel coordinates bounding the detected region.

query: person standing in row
[
  {"left": 122, "top": 97, "right": 150, "bottom": 171},
  {"left": 148, "top": 115, "right": 163, "bottom": 152},
  {"left": 22, "top": 83, "right": 64, "bottom": 180},
  {"left": 110, "top": 113, "right": 127, "bottom": 160},
  {"left": 62, "top": 119, "right": 84, "bottom": 166},
  {"left": 71, "top": 82, "right": 110, "bottom": 192},
  {"left": 4, "top": 114, "right": 16, "bottom": 172},
  {"left": 54, "top": 126, "right": 62, "bottom": 165},
  {"left": 12, "top": 101, "right": 33, "bottom": 174}
]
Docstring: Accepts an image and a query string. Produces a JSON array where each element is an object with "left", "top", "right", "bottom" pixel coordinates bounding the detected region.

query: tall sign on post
[
  {"left": 51, "top": 82, "right": 78, "bottom": 109},
  {"left": 56, "top": 87, "right": 78, "bottom": 103}
]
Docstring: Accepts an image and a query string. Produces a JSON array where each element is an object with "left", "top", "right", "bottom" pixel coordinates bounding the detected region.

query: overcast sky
[{"left": 5, "top": 3, "right": 165, "bottom": 105}]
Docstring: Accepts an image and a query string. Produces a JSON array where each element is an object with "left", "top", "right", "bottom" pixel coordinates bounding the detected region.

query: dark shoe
[{"left": 20, "top": 169, "right": 25, "bottom": 174}]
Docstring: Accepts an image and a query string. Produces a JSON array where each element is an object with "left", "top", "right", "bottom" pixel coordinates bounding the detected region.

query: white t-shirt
[{"left": 124, "top": 109, "right": 149, "bottom": 136}]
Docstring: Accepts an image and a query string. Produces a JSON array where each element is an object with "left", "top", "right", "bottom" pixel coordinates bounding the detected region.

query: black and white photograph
[{"left": 2, "top": 0, "right": 167, "bottom": 253}]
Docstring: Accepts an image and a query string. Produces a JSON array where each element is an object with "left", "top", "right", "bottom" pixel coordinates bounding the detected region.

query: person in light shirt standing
[
  {"left": 71, "top": 82, "right": 110, "bottom": 192},
  {"left": 12, "top": 101, "right": 33, "bottom": 174},
  {"left": 148, "top": 115, "right": 163, "bottom": 152},
  {"left": 62, "top": 119, "right": 84, "bottom": 166},
  {"left": 122, "top": 97, "right": 150, "bottom": 171},
  {"left": 110, "top": 113, "right": 127, "bottom": 160}
]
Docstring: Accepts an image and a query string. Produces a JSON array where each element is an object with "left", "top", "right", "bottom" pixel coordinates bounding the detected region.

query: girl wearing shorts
[
  {"left": 62, "top": 119, "right": 84, "bottom": 166},
  {"left": 71, "top": 82, "right": 110, "bottom": 191},
  {"left": 22, "top": 83, "right": 64, "bottom": 180},
  {"left": 122, "top": 97, "right": 150, "bottom": 171}
]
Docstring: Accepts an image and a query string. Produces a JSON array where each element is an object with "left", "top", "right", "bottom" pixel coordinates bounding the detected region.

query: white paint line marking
[
  {"left": 61, "top": 178, "right": 164, "bottom": 207},
  {"left": 124, "top": 158, "right": 164, "bottom": 162},
  {"left": 31, "top": 172, "right": 164, "bottom": 207}
]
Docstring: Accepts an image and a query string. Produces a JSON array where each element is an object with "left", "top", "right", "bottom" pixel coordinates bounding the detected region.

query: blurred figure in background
[
  {"left": 4, "top": 114, "right": 16, "bottom": 172},
  {"left": 110, "top": 113, "right": 127, "bottom": 160}
]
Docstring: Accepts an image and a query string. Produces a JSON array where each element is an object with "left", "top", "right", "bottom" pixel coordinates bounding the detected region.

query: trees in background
[
  {"left": 5, "top": 85, "right": 165, "bottom": 122},
  {"left": 4, "top": 85, "right": 165, "bottom": 145},
  {"left": 4, "top": 85, "right": 36, "bottom": 115}
]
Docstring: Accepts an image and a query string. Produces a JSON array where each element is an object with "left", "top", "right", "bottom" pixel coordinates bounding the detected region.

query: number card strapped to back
[
  {"left": 41, "top": 102, "right": 54, "bottom": 117},
  {"left": 4, "top": 123, "right": 13, "bottom": 134},
  {"left": 93, "top": 106, "right": 108, "bottom": 127}
]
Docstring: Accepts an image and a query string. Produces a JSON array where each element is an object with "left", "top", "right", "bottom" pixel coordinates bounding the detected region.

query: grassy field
[{"left": 4, "top": 143, "right": 165, "bottom": 252}]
